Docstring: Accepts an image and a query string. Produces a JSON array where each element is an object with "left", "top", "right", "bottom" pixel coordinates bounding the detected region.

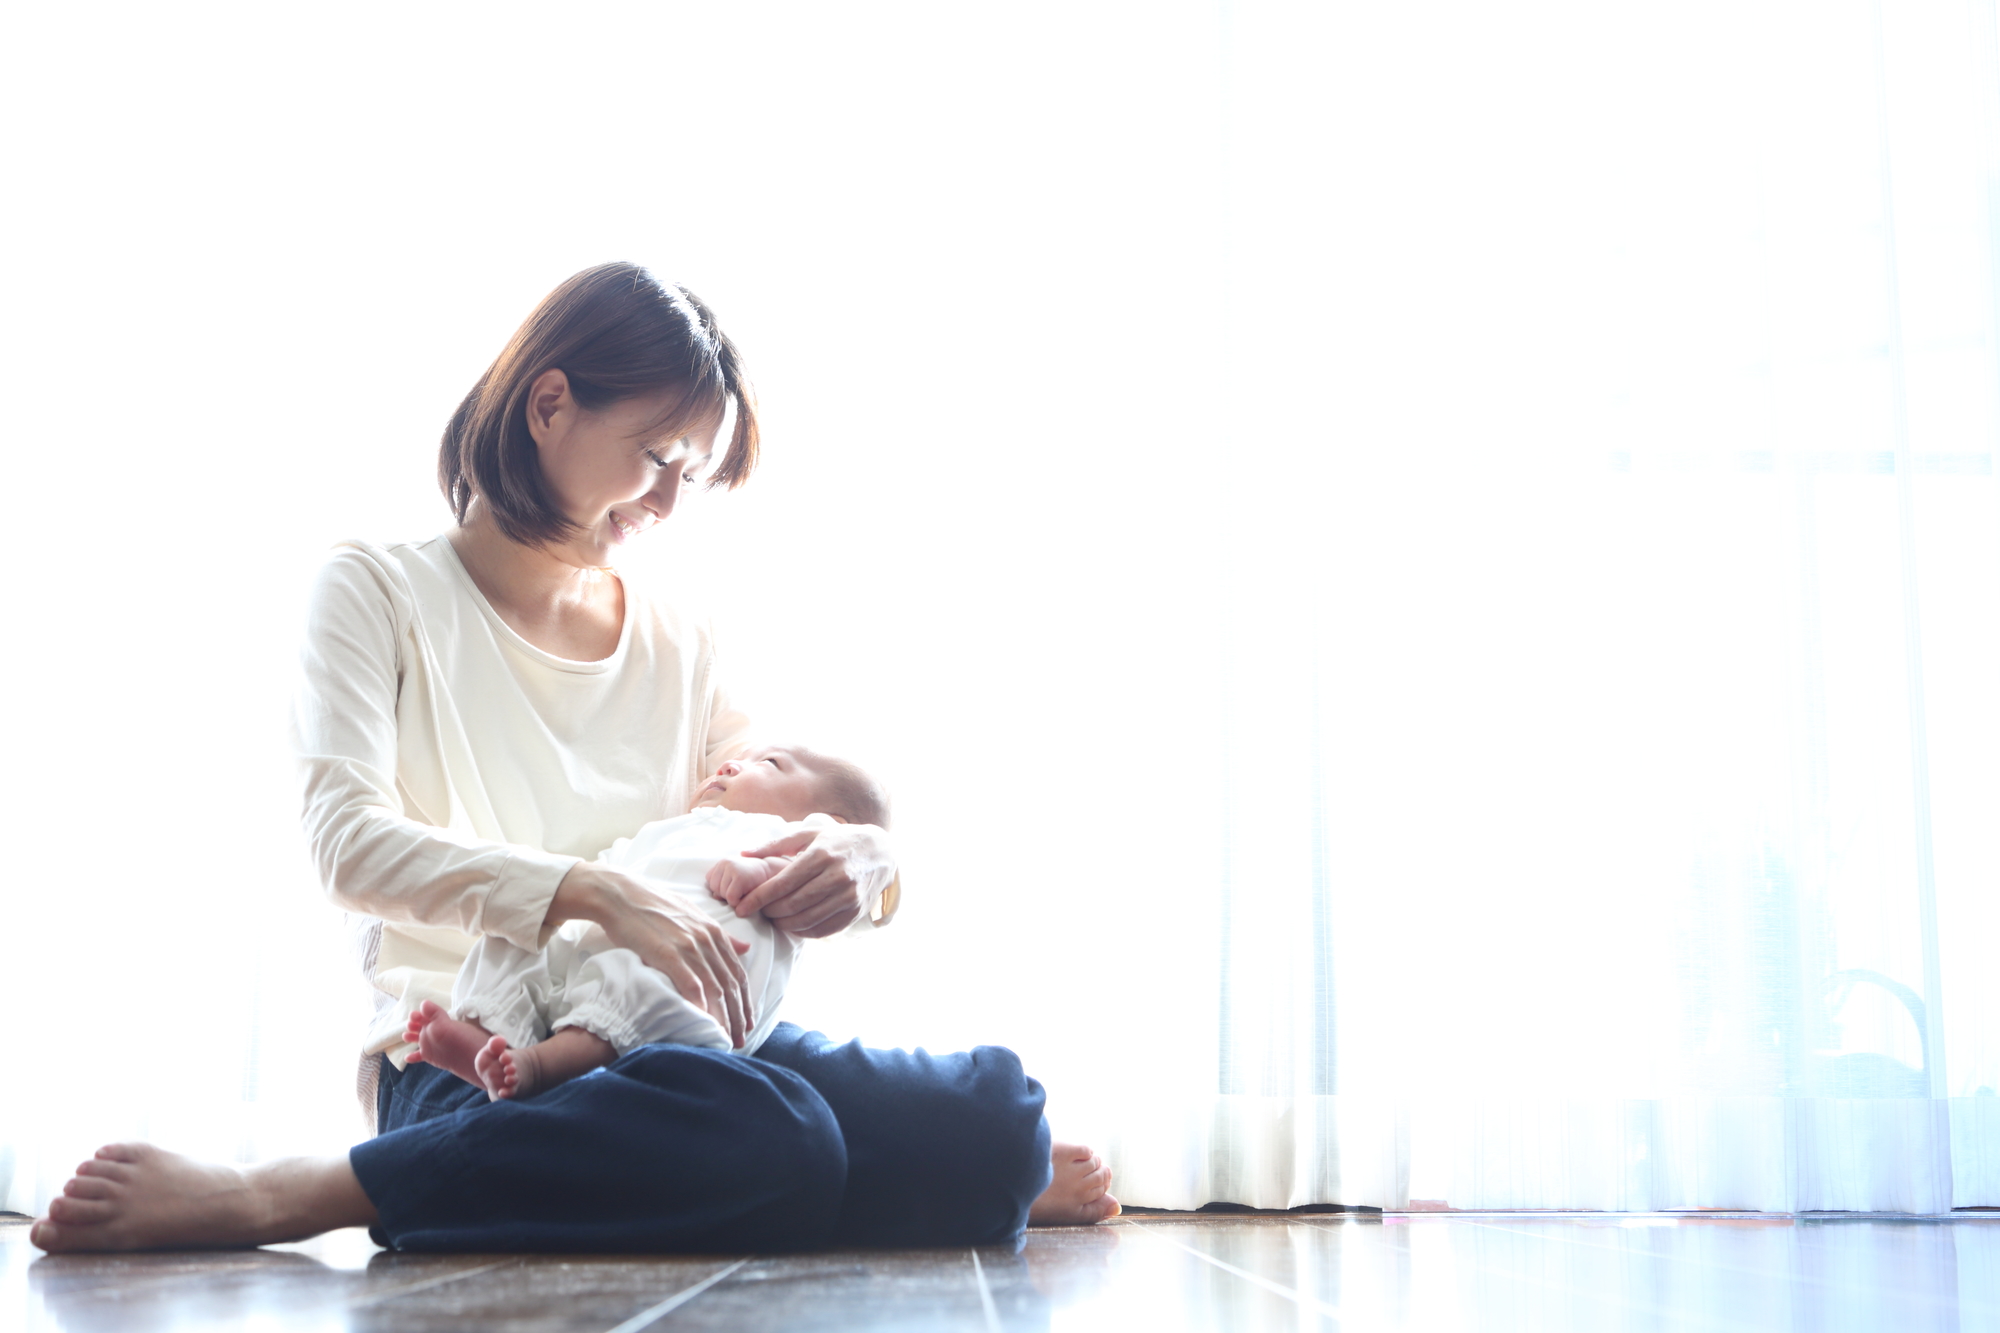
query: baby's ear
[{"left": 829, "top": 813, "right": 850, "bottom": 824}]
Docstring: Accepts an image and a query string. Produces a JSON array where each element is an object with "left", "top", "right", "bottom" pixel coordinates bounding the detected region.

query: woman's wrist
[{"left": 547, "top": 861, "right": 615, "bottom": 929}]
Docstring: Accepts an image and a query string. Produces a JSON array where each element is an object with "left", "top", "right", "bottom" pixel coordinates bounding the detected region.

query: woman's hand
[
  {"left": 721, "top": 824, "right": 896, "bottom": 938},
  {"left": 549, "top": 861, "right": 752, "bottom": 1047}
]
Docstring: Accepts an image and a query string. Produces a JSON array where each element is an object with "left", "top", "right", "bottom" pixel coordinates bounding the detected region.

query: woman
[{"left": 31, "top": 264, "right": 1116, "bottom": 1254}]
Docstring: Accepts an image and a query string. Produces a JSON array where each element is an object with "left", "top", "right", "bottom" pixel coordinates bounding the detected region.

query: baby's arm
[{"left": 706, "top": 856, "right": 792, "bottom": 915}]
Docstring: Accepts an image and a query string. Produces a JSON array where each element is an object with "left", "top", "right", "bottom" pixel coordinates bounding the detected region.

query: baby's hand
[{"left": 707, "top": 856, "right": 780, "bottom": 906}]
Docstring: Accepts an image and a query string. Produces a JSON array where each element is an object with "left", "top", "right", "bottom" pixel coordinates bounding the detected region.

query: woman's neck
[{"left": 448, "top": 506, "right": 625, "bottom": 661}]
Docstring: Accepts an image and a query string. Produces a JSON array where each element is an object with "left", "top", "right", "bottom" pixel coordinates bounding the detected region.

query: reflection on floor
[{"left": 6, "top": 1209, "right": 1998, "bottom": 1330}]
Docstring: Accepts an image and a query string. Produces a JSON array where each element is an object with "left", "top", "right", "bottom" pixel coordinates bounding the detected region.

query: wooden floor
[{"left": 6, "top": 1210, "right": 1997, "bottom": 1330}]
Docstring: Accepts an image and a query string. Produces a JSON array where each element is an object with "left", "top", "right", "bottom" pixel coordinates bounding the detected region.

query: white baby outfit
[{"left": 450, "top": 807, "right": 830, "bottom": 1057}]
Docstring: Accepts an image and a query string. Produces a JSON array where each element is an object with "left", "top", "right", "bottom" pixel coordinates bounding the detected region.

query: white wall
[{"left": 3, "top": 1, "right": 1233, "bottom": 1187}]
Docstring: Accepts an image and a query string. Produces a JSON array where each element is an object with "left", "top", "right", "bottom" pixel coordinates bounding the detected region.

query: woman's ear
[{"left": 524, "top": 368, "right": 573, "bottom": 449}]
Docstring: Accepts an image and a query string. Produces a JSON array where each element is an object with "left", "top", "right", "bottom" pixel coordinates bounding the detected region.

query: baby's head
[{"left": 693, "top": 744, "right": 890, "bottom": 827}]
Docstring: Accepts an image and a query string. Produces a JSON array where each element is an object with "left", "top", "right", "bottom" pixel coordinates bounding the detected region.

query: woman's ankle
[{"left": 247, "top": 1156, "right": 378, "bottom": 1241}]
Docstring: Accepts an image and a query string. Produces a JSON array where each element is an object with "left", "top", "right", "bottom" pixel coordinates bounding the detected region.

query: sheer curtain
[
  {"left": 6, "top": 0, "right": 1998, "bottom": 1220},
  {"left": 1075, "top": 0, "right": 2000, "bottom": 1212}
]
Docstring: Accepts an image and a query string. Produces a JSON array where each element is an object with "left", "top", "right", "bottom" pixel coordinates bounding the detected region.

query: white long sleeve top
[{"left": 293, "top": 536, "right": 753, "bottom": 1067}]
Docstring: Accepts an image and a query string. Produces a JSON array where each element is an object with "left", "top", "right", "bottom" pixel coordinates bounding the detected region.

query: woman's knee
[
  {"left": 756, "top": 1028, "right": 1054, "bottom": 1247},
  {"left": 957, "top": 1045, "right": 1057, "bottom": 1215}
]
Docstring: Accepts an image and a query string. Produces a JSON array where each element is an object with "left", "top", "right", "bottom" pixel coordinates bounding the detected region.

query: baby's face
[{"left": 693, "top": 746, "right": 836, "bottom": 822}]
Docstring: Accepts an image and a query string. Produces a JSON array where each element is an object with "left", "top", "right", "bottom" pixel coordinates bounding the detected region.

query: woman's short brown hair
[{"left": 438, "top": 263, "right": 760, "bottom": 547}]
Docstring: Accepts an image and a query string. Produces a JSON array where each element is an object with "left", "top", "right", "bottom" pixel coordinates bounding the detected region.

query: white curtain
[
  {"left": 1065, "top": 0, "right": 2000, "bottom": 1212},
  {"left": 7, "top": 0, "right": 1999, "bottom": 1219}
]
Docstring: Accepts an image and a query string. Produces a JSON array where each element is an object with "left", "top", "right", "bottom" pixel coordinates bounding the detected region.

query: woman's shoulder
[
  {"left": 317, "top": 534, "right": 454, "bottom": 577},
  {"left": 311, "top": 536, "right": 466, "bottom": 607}
]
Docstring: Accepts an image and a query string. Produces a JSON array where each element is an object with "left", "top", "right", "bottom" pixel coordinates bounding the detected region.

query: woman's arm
[
  {"left": 294, "top": 547, "right": 576, "bottom": 946},
  {"left": 296, "top": 547, "right": 751, "bottom": 1043}
]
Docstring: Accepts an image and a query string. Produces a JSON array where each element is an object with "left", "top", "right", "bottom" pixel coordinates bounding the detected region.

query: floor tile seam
[
  {"left": 1291, "top": 1217, "right": 1766, "bottom": 1333},
  {"left": 341, "top": 1256, "right": 521, "bottom": 1310},
  {"left": 967, "top": 1249, "right": 1002, "bottom": 1333},
  {"left": 1442, "top": 1218, "right": 1981, "bottom": 1317},
  {"left": 599, "top": 1257, "right": 750, "bottom": 1333},
  {"left": 1121, "top": 1219, "right": 1342, "bottom": 1325}
]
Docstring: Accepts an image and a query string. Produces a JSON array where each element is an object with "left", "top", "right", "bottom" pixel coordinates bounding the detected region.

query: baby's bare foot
[
  {"left": 475, "top": 1035, "right": 537, "bottom": 1101},
  {"left": 1028, "top": 1142, "right": 1121, "bottom": 1227},
  {"left": 30, "top": 1144, "right": 373, "bottom": 1252},
  {"left": 404, "top": 1000, "right": 497, "bottom": 1090},
  {"left": 476, "top": 1027, "right": 617, "bottom": 1101}
]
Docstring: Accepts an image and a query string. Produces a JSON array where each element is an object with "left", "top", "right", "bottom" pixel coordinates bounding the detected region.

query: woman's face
[{"left": 525, "top": 368, "right": 722, "bottom": 566}]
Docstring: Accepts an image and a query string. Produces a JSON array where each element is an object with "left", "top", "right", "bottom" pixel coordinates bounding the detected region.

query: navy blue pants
[{"left": 350, "top": 1022, "right": 1053, "bottom": 1253}]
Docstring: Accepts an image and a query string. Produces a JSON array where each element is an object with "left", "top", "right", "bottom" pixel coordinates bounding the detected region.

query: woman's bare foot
[
  {"left": 1028, "top": 1142, "right": 1121, "bottom": 1226},
  {"left": 403, "top": 1000, "right": 497, "bottom": 1089},
  {"left": 29, "top": 1144, "right": 375, "bottom": 1253},
  {"left": 476, "top": 1026, "right": 617, "bottom": 1101}
]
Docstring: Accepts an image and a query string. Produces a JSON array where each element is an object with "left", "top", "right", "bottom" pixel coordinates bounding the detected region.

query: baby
[{"left": 404, "top": 743, "right": 889, "bottom": 1101}]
